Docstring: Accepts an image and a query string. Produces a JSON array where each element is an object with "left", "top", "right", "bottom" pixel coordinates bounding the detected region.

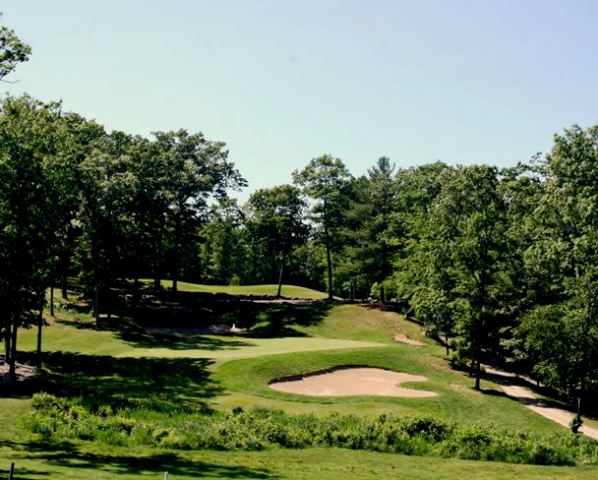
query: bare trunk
[
  {"left": 473, "top": 357, "right": 481, "bottom": 390},
  {"left": 8, "top": 319, "right": 18, "bottom": 385},
  {"left": 36, "top": 309, "right": 43, "bottom": 367},
  {"left": 94, "top": 284, "right": 100, "bottom": 328},
  {"left": 61, "top": 274, "right": 68, "bottom": 300},
  {"left": 154, "top": 218, "right": 164, "bottom": 290},
  {"left": 3, "top": 326, "right": 10, "bottom": 365},
  {"left": 324, "top": 227, "right": 333, "bottom": 300},
  {"left": 172, "top": 208, "right": 182, "bottom": 294},
  {"left": 445, "top": 334, "right": 450, "bottom": 356},
  {"left": 276, "top": 261, "right": 284, "bottom": 298},
  {"left": 50, "top": 286, "right": 54, "bottom": 317}
]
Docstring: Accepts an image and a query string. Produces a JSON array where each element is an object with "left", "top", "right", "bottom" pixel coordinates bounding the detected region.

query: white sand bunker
[{"left": 270, "top": 367, "right": 437, "bottom": 398}]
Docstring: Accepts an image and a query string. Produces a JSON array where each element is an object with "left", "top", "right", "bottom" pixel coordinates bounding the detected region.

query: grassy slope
[
  {"left": 147, "top": 279, "right": 331, "bottom": 299},
  {"left": 3, "top": 300, "right": 598, "bottom": 478}
]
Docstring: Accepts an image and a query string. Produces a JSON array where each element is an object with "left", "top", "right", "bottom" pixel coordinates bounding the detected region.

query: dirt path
[
  {"left": 394, "top": 334, "right": 424, "bottom": 346},
  {"left": 485, "top": 366, "right": 598, "bottom": 440}
]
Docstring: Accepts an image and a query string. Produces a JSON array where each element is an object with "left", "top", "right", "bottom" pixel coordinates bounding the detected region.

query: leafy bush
[{"left": 24, "top": 393, "right": 598, "bottom": 467}]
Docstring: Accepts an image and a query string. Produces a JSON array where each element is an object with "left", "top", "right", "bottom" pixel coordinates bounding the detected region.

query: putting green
[{"left": 119, "top": 337, "right": 387, "bottom": 360}]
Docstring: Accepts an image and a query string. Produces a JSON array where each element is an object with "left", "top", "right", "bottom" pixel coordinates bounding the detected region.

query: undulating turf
[
  {"left": 2, "top": 444, "right": 598, "bottom": 480},
  {"left": 144, "top": 279, "right": 331, "bottom": 299},
  {"left": 3, "top": 296, "right": 598, "bottom": 478}
]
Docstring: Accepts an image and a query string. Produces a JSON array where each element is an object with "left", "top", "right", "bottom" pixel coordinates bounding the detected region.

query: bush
[{"left": 24, "top": 393, "right": 598, "bottom": 466}]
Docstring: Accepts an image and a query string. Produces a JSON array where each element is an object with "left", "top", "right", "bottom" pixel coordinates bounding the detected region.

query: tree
[
  {"left": 343, "top": 157, "right": 398, "bottom": 301},
  {"left": 0, "top": 12, "right": 31, "bottom": 82},
  {"left": 519, "top": 125, "right": 598, "bottom": 422},
  {"left": 293, "top": 155, "right": 352, "bottom": 300},
  {"left": 152, "top": 130, "right": 246, "bottom": 292},
  {"left": 0, "top": 96, "right": 66, "bottom": 380},
  {"left": 77, "top": 133, "right": 138, "bottom": 326},
  {"left": 199, "top": 200, "right": 248, "bottom": 285},
  {"left": 246, "top": 185, "right": 308, "bottom": 297},
  {"left": 432, "top": 165, "right": 509, "bottom": 390}
]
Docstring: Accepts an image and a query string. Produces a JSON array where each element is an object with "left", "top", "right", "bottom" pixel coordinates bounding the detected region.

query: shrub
[{"left": 24, "top": 393, "right": 598, "bottom": 467}]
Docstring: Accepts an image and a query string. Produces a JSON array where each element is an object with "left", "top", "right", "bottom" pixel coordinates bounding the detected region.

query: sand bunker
[
  {"left": 270, "top": 367, "right": 437, "bottom": 398},
  {"left": 394, "top": 334, "right": 424, "bottom": 346}
]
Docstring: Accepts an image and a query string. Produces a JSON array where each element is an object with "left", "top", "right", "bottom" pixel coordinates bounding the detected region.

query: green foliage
[
  {"left": 25, "top": 394, "right": 598, "bottom": 466},
  {"left": 0, "top": 11, "right": 31, "bottom": 81},
  {"left": 293, "top": 154, "right": 353, "bottom": 299}
]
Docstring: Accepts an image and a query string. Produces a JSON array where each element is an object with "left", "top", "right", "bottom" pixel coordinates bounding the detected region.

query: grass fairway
[
  {"left": 145, "top": 279, "right": 331, "bottom": 299},
  {"left": 2, "top": 299, "right": 598, "bottom": 478}
]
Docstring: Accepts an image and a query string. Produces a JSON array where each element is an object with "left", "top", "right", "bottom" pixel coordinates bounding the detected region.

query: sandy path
[
  {"left": 486, "top": 366, "right": 598, "bottom": 440},
  {"left": 394, "top": 334, "right": 424, "bottom": 346},
  {"left": 270, "top": 367, "right": 437, "bottom": 398}
]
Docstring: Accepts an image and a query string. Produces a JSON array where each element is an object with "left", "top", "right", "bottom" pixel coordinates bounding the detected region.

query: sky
[{"left": 3, "top": 0, "right": 597, "bottom": 200}]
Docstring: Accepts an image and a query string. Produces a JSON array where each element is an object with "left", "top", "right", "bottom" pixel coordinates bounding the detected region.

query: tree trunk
[
  {"left": 8, "top": 319, "right": 18, "bottom": 385},
  {"left": 276, "top": 261, "right": 284, "bottom": 298},
  {"left": 322, "top": 198, "right": 334, "bottom": 301},
  {"left": 50, "top": 286, "right": 54, "bottom": 317},
  {"left": 94, "top": 284, "right": 100, "bottom": 328},
  {"left": 3, "top": 324, "right": 10, "bottom": 365},
  {"left": 61, "top": 273, "right": 68, "bottom": 300},
  {"left": 445, "top": 334, "right": 450, "bottom": 356},
  {"left": 172, "top": 209, "right": 183, "bottom": 294},
  {"left": 473, "top": 357, "right": 481, "bottom": 390},
  {"left": 154, "top": 217, "right": 164, "bottom": 290},
  {"left": 36, "top": 309, "right": 43, "bottom": 367}
]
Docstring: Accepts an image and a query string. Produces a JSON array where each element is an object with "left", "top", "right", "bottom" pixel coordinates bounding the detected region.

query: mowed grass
[
  {"left": 144, "top": 279, "right": 331, "bottom": 299},
  {"left": 212, "top": 346, "right": 567, "bottom": 433},
  {"left": 17, "top": 317, "right": 384, "bottom": 361},
  {"left": 2, "top": 444, "right": 598, "bottom": 480},
  {"left": 15, "top": 303, "right": 582, "bottom": 433}
]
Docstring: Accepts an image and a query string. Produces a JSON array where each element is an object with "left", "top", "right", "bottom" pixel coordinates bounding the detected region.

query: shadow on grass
[
  {"left": 107, "top": 296, "right": 333, "bottom": 345},
  {"left": 116, "top": 329, "right": 254, "bottom": 351},
  {"left": 39, "top": 352, "right": 220, "bottom": 411},
  {"left": 245, "top": 302, "right": 332, "bottom": 338},
  {"left": 3, "top": 439, "right": 274, "bottom": 479}
]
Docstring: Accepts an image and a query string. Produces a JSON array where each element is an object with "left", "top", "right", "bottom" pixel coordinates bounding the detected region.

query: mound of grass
[
  {"left": 144, "top": 280, "right": 331, "bottom": 299},
  {"left": 296, "top": 304, "right": 425, "bottom": 343},
  {"left": 213, "top": 347, "right": 569, "bottom": 433}
]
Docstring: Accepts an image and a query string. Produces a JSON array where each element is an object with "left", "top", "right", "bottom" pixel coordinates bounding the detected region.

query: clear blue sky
[{"left": 3, "top": 0, "right": 597, "bottom": 199}]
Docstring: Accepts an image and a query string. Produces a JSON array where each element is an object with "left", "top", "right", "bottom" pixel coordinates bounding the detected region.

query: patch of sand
[
  {"left": 270, "top": 367, "right": 437, "bottom": 398},
  {"left": 394, "top": 334, "right": 424, "bottom": 346},
  {"left": 0, "top": 361, "right": 38, "bottom": 384}
]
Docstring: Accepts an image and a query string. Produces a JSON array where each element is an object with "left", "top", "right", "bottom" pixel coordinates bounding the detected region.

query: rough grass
[
  {"left": 296, "top": 303, "right": 426, "bottom": 343},
  {"left": 3, "top": 444, "right": 598, "bottom": 479}
]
